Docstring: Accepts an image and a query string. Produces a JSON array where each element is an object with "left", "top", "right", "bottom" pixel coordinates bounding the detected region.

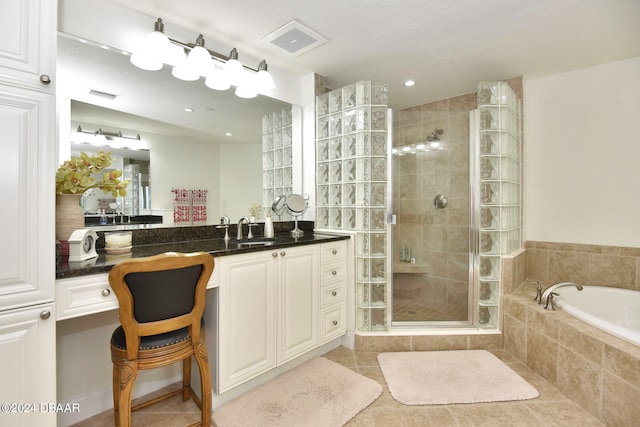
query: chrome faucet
[
  {"left": 541, "top": 282, "right": 583, "bottom": 310},
  {"left": 237, "top": 217, "right": 249, "bottom": 240}
]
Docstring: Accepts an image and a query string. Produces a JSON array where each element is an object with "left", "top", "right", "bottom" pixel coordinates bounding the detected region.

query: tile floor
[{"left": 72, "top": 347, "right": 604, "bottom": 427}]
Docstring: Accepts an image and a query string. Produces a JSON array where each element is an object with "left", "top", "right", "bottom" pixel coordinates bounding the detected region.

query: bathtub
[{"left": 554, "top": 286, "right": 640, "bottom": 346}]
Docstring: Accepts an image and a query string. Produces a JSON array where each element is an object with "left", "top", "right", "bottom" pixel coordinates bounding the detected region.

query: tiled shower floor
[
  {"left": 392, "top": 273, "right": 467, "bottom": 322},
  {"left": 393, "top": 295, "right": 468, "bottom": 321}
]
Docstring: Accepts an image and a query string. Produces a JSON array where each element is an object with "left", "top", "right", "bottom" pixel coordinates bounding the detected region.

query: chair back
[{"left": 108, "top": 252, "right": 214, "bottom": 359}]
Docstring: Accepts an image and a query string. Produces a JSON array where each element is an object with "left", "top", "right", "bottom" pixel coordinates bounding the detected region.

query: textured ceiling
[{"left": 109, "top": 0, "right": 640, "bottom": 109}]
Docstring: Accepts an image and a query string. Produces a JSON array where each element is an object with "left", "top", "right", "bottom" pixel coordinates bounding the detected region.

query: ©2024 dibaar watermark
[{"left": 1, "top": 402, "right": 80, "bottom": 414}]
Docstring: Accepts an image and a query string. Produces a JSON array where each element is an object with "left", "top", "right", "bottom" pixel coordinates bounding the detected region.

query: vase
[{"left": 56, "top": 193, "right": 85, "bottom": 241}]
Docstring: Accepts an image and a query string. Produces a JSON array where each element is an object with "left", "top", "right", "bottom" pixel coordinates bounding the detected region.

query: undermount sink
[{"left": 236, "top": 240, "right": 275, "bottom": 247}]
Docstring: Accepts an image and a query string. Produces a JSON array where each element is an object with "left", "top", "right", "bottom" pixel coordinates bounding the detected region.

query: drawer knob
[
  {"left": 332, "top": 270, "right": 337, "bottom": 275},
  {"left": 332, "top": 249, "right": 337, "bottom": 255},
  {"left": 102, "top": 289, "right": 111, "bottom": 297},
  {"left": 40, "top": 74, "right": 51, "bottom": 84},
  {"left": 40, "top": 310, "right": 51, "bottom": 320},
  {"left": 280, "top": 251, "right": 286, "bottom": 256},
  {"left": 332, "top": 320, "right": 338, "bottom": 326},
  {"left": 272, "top": 252, "right": 278, "bottom": 257},
  {"left": 332, "top": 291, "right": 337, "bottom": 296}
]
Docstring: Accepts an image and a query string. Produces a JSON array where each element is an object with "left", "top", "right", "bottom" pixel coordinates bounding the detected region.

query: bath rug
[
  {"left": 212, "top": 357, "right": 382, "bottom": 427},
  {"left": 377, "top": 350, "right": 538, "bottom": 405}
]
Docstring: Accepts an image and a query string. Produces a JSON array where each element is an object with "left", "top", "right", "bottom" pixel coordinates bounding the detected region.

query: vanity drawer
[
  {"left": 320, "top": 283, "right": 345, "bottom": 308},
  {"left": 320, "top": 304, "right": 346, "bottom": 343},
  {"left": 320, "top": 262, "right": 346, "bottom": 285},
  {"left": 56, "top": 274, "right": 118, "bottom": 320},
  {"left": 321, "top": 241, "right": 346, "bottom": 264}
]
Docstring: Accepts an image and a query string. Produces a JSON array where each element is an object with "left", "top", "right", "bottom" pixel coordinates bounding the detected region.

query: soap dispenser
[{"left": 264, "top": 212, "right": 275, "bottom": 238}]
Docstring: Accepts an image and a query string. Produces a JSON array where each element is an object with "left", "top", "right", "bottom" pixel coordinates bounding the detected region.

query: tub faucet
[
  {"left": 237, "top": 217, "right": 249, "bottom": 240},
  {"left": 541, "top": 282, "right": 583, "bottom": 311}
]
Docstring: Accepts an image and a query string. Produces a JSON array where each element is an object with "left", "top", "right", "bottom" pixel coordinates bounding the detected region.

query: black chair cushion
[
  {"left": 125, "top": 265, "right": 203, "bottom": 323},
  {"left": 111, "top": 318, "right": 205, "bottom": 351}
]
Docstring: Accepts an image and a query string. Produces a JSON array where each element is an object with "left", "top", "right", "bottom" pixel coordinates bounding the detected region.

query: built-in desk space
[{"left": 55, "top": 223, "right": 352, "bottom": 426}]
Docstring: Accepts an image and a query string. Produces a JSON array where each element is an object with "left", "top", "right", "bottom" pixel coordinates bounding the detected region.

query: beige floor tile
[{"left": 72, "top": 346, "right": 602, "bottom": 427}]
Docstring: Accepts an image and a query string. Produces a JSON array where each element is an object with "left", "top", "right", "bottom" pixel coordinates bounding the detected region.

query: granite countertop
[{"left": 56, "top": 231, "right": 349, "bottom": 280}]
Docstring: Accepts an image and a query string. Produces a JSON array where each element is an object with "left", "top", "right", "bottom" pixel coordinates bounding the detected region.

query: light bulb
[
  {"left": 130, "top": 19, "right": 170, "bottom": 71},
  {"left": 205, "top": 67, "right": 231, "bottom": 91}
]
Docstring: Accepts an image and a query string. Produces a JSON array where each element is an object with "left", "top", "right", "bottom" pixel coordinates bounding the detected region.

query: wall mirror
[{"left": 57, "top": 32, "right": 301, "bottom": 227}]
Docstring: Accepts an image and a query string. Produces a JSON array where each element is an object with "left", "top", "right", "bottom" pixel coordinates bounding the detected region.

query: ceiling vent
[
  {"left": 89, "top": 89, "right": 117, "bottom": 100},
  {"left": 261, "top": 20, "right": 328, "bottom": 57}
]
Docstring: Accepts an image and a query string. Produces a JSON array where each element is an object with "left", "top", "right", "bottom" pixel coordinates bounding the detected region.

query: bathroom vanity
[{"left": 55, "top": 228, "right": 351, "bottom": 423}]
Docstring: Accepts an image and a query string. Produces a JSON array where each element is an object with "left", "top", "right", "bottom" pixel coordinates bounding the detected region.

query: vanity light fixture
[
  {"left": 72, "top": 126, "right": 146, "bottom": 150},
  {"left": 130, "top": 18, "right": 170, "bottom": 71},
  {"left": 404, "top": 80, "right": 416, "bottom": 87},
  {"left": 172, "top": 34, "right": 213, "bottom": 81},
  {"left": 130, "top": 18, "right": 276, "bottom": 98}
]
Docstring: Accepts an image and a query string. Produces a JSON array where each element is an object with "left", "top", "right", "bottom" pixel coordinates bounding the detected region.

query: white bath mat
[
  {"left": 377, "top": 350, "right": 539, "bottom": 405},
  {"left": 212, "top": 357, "right": 382, "bottom": 426}
]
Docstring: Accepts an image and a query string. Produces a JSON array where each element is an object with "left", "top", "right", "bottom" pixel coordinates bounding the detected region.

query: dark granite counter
[{"left": 56, "top": 224, "right": 349, "bottom": 280}]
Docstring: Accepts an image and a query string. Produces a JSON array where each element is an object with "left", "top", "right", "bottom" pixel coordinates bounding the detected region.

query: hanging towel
[
  {"left": 191, "top": 189, "right": 207, "bottom": 225},
  {"left": 173, "top": 188, "right": 191, "bottom": 224}
]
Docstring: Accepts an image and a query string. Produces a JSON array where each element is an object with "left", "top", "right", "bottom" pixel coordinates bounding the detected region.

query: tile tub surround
[
  {"left": 524, "top": 240, "right": 640, "bottom": 291},
  {"left": 504, "top": 282, "right": 640, "bottom": 426}
]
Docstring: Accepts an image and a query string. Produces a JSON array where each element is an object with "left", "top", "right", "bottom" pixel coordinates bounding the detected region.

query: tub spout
[{"left": 541, "top": 282, "right": 583, "bottom": 310}]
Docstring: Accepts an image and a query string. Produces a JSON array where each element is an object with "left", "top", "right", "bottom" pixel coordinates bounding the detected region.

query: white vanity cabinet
[
  {"left": 216, "top": 244, "right": 320, "bottom": 393},
  {"left": 0, "top": 1, "right": 57, "bottom": 425},
  {"left": 319, "top": 241, "right": 348, "bottom": 343}
]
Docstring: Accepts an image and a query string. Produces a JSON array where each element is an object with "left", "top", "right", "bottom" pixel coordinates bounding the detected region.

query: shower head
[{"left": 427, "top": 128, "right": 443, "bottom": 141}]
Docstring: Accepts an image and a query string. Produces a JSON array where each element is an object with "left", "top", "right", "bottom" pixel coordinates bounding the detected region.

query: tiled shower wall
[
  {"left": 392, "top": 92, "right": 476, "bottom": 316},
  {"left": 315, "top": 81, "right": 390, "bottom": 332}
]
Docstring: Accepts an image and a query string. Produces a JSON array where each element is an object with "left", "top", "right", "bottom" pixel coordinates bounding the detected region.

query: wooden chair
[{"left": 109, "top": 252, "right": 214, "bottom": 427}]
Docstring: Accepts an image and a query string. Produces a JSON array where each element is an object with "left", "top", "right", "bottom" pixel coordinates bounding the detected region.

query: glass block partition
[
  {"left": 316, "top": 81, "right": 390, "bottom": 332},
  {"left": 477, "top": 81, "right": 522, "bottom": 329},
  {"left": 262, "top": 107, "right": 294, "bottom": 220}
]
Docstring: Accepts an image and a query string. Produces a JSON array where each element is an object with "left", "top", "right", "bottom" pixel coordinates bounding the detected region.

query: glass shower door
[{"left": 389, "top": 102, "right": 475, "bottom": 326}]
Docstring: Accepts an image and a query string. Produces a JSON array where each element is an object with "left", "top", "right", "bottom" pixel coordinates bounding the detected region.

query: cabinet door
[
  {"left": 0, "top": 84, "right": 55, "bottom": 310},
  {"left": 217, "top": 252, "right": 277, "bottom": 393},
  {"left": 277, "top": 245, "right": 319, "bottom": 364},
  {"left": 0, "top": 0, "right": 56, "bottom": 89},
  {"left": 0, "top": 304, "right": 55, "bottom": 427}
]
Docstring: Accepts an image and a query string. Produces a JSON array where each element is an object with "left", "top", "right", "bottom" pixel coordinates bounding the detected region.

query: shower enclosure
[
  {"left": 313, "top": 80, "right": 521, "bottom": 332},
  {"left": 390, "top": 95, "right": 476, "bottom": 326},
  {"left": 390, "top": 82, "right": 521, "bottom": 327}
]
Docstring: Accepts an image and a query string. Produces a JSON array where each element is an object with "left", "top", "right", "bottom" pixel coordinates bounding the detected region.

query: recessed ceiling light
[
  {"left": 225, "top": 132, "right": 232, "bottom": 137},
  {"left": 184, "top": 108, "right": 194, "bottom": 112},
  {"left": 404, "top": 80, "right": 416, "bottom": 87}
]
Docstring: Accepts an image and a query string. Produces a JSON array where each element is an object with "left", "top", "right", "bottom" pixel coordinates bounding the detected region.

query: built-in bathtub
[{"left": 554, "top": 285, "right": 640, "bottom": 346}]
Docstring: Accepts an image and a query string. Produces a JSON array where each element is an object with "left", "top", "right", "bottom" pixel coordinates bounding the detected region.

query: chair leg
[
  {"left": 113, "top": 364, "right": 120, "bottom": 425},
  {"left": 194, "top": 341, "right": 212, "bottom": 426},
  {"left": 182, "top": 356, "right": 192, "bottom": 401},
  {"left": 116, "top": 360, "right": 138, "bottom": 427}
]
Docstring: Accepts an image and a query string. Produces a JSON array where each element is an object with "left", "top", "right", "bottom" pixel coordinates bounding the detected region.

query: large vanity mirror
[{"left": 57, "top": 32, "right": 301, "bottom": 227}]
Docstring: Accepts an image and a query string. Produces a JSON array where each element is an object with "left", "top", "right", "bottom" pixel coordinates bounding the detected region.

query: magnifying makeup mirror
[
  {"left": 272, "top": 195, "right": 286, "bottom": 218},
  {"left": 285, "top": 194, "right": 307, "bottom": 237}
]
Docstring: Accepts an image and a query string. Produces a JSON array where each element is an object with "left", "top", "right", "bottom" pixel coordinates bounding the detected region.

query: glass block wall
[
  {"left": 262, "top": 107, "right": 294, "bottom": 220},
  {"left": 316, "top": 81, "right": 390, "bottom": 332},
  {"left": 477, "top": 81, "right": 521, "bottom": 329}
]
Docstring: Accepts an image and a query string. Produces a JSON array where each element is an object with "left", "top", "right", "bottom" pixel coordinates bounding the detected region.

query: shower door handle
[{"left": 387, "top": 213, "right": 397, "bottom": 225}]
